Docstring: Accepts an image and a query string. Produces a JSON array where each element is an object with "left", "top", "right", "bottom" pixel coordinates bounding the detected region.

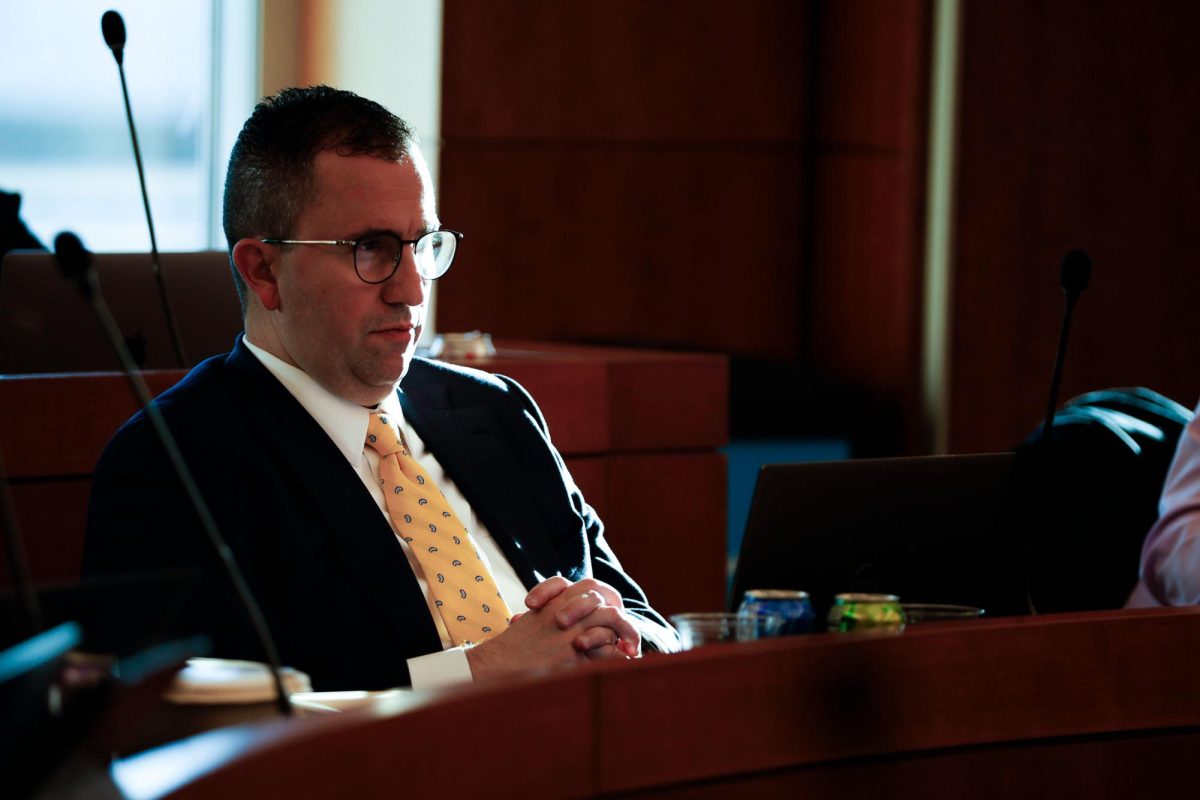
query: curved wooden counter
[{"left": 113, "top": 607, "right": 1200, "bottom": 799}]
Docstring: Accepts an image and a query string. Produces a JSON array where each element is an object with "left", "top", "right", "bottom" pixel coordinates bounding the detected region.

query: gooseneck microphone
[
  {"left": 100, "top": 9, "right": 188, "bottom": 369},
  {"left": 1041, "top": 249, "right": 1093, "bottom": 444},
  {"left": 100, "top": 9, "right": 125, "bottom": 64},
  {"left": 1024, "top": 249, "right": 1093, "bottom": 614},
  {"left": 56, "top": 231, "right": 292, "bottom": 715}
]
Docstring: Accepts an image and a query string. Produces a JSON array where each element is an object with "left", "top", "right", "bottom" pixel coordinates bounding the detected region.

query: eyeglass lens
[{"left": 353, "top": 231, "right": 457, "bottom": 283}]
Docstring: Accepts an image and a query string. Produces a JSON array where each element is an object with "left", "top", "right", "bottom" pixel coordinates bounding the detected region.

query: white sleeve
[
  {"left": 1140, "top": 402, "right": 1200, "bottom": 605},
  {"left": 406, "top": 646, "right": 474, "bottom": 690}
]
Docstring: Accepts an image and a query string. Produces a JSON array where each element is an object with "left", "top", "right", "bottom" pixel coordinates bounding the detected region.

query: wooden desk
[
  {"left": 0, "top": 341, "right": 728, "bottom": 616},
  {"left": 110, "top": 607, "right": 1200, "bottom": 798}
]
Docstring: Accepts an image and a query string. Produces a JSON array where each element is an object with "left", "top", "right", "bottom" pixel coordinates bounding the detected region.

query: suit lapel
[
  {"left": 222, "top": 342, "right": 442, "bottom": 653},
  {"left": 398, "top": 378, "right": 549, "bottom": 588}
]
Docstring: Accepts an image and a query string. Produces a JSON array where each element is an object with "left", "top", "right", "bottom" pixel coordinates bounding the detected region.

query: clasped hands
[{"left": 465, "top": 576, "right": 640, "bottom": 680}]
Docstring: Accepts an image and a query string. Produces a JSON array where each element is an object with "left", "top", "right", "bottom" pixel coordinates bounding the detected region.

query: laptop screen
[{"left": 729, "top": 452, "right": 1023, "bottom": 619}]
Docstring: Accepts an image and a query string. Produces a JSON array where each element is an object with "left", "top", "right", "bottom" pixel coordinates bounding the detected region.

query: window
[{"left": 0, "top": 0, "right": 257, "bottom": 253}]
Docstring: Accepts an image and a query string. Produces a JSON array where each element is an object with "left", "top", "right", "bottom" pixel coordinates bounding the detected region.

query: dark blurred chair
[
  {"left": 1019, "top": 387, "right": 1190, "bottom": 613},
  {"left": 0, "top": 250, "right": 240, "bottom": 373},
  {"left": 0, "top": 190, "right": 43, "bottom": 267}
]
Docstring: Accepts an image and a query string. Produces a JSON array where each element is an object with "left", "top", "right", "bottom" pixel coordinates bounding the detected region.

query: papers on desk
[
  {"left": 288, "top": 689, "right": 413, "bottom": 715},
  {"left": 163, "top": 657, "right": 414, "bottom": 713},
  {"left": 163, "top": 658, "right": 312, "bottom": 704}
]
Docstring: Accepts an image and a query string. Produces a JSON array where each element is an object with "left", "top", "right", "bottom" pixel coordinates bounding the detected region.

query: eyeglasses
[{"left": 260, "top": 230, "right": 463, "bottom": 283}]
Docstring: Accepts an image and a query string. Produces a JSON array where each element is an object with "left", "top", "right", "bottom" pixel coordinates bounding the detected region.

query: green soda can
[{"left": 827, "top": 593, "right": 906, "bottom": 636}]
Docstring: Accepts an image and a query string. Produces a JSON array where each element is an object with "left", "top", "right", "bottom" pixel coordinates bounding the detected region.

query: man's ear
[{"left": 232, "top": 239, "right": 282, "bottom": 311}]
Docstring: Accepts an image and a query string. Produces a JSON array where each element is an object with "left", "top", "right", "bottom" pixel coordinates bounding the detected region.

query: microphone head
[
  {"left": 1061, "top": 249, "right": 1092, "bottom": 295},
  {"left": 53, "top": 231, "right": 95, "bottom": 296},
  {"left": 101, "top": 10, "right": 126, "bottom": 64}
]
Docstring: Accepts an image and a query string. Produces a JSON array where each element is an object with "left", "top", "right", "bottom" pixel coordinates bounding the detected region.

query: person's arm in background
[{"left": 1137, "top": 401, "right": 1200, "bottom": 605}]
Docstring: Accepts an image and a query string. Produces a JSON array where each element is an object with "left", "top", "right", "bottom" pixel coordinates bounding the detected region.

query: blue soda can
[{"left": 738, "top": 589, "right": 816, "bottom": 635}]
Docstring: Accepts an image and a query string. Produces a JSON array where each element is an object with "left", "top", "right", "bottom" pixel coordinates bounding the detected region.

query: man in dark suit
[{"left": 84, "top": 86, "right": 676, "bottom": 691}]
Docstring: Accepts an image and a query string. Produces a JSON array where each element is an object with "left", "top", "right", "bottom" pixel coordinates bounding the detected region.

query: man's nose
[{"left": 382, "top": 244, "right": 426, "bottom": 306}]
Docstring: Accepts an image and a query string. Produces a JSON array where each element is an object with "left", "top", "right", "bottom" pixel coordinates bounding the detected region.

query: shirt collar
[{"left": 242, "top": 335, "right": 409, "bottom": 466}]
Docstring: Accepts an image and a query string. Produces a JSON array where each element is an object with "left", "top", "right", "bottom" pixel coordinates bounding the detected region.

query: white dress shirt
[{"left": 242, "top": 337, "right": 530, "bottom": 688}]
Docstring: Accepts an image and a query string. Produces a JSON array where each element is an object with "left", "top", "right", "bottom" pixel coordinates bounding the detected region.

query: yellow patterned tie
[{"left": 365, "top": 411, "right": 512, "bottom": 646}]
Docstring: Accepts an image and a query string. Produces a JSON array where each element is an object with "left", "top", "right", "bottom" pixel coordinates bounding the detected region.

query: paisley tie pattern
[{"left": 366, "top": 411, "right": 512, "bottom": 646}]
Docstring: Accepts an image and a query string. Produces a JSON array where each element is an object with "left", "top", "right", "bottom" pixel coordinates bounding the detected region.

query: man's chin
[{"left": 379, "top": 352, "right": 414, "bottom": 388}]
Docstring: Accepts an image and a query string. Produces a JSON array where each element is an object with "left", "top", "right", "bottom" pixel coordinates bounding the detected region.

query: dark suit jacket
[{"left": 84, "top": 338, "right": 674, "bottom": 690}]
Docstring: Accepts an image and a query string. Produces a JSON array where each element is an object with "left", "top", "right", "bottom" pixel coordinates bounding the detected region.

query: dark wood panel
[
  {"left": 814, "top": 0, "right": 930, "bottom": 150},
  {"left": 0, "top": 371, "right": 185, "bottom": 479},
  {"left": 442, "top": 0, "right": 809, "bottom": 142},
  {"left": 596, "top": 608, "right": 1200, "bottom": 792},
  {"left": 950, "top": 0, "right": 1200, "bottom": 452},
  {"left": 112, "top": 608, "right": 1200, "bottom": 798},
  {"left": 600, "top": 453, "right": 727, "bottom": 617},
  {"left": 2, "top": 481, "right": 91, "bottom": 585},
  {"left": 565, "top": 452, "right": 726, "bottom": 618},
  {"left": 164, "top": 675, "right": 597, "bottom": 798},
  {"left": 805, "top": 0, "right": 931, "bottom": 451},
  {"left": 807, "top": 153, "right": 924, "bottom": 410},
  {"left": 470, "top": 339, "right": 728, "bottom": 453},
  {"left": 624, "top": 730, "right": 1200, "bottom": 799},
  {"left": 602, "top": 349, "right": 729, "bottom": 451},
  {"left": 439, "top": 0, "right": 934, "bottom": 451},
  {"left": 437, "top": 145, "right": 804, "bottom": 358}
]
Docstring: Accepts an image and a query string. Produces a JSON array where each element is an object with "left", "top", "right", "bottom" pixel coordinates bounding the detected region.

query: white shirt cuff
[{"left": 406, "top": 646, "right": 474, "bottom": 690}]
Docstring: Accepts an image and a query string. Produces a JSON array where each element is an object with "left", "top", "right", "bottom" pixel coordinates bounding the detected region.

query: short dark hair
[{"left": 222, "top": 85, "right": 417, "bottom": 311}]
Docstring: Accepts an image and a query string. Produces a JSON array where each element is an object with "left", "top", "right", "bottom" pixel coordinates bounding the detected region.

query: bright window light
[{"left": 0, "top": 0, "right": 258, "bottom": 253}]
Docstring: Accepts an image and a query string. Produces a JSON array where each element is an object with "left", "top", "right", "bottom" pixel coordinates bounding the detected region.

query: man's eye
[{"left": 357, "top": 237, "right": 385, "bottom": 253}]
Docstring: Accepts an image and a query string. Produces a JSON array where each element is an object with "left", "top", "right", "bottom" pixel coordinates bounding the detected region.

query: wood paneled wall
[
  {"left": 438, "top": 0, "right": 808, "bottom": 359},
  {"left": 805, "top": 0, "right": 931, "bottom": 451},
  {"left": 950, "top": 1, "right": 1200, "bottom": 452},
  {"left": 437, "top": 1, "right": 933, "bottom": 451}
]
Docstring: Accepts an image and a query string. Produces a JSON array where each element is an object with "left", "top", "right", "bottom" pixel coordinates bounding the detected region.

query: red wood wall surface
[
  {"left": 438, "top": 0, "right": 808, "bottom": 359},
  {"left": 438, "top": 2, "right": 1200, "bottom": 454},
  {"left": 805, "top": 0, "right": 931, "bottom": 451},
  {"left": 438, "top": 0, "right": 933, "bottom": 452},
  {"left": 949, "top": 1, "right": 1200, "bottom": 452}
]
